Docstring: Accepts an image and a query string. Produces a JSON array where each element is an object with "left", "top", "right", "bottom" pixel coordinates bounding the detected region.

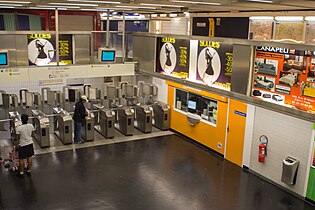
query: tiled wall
[{"left": 249, "top": 107, "right": 313, "bottom": 196}]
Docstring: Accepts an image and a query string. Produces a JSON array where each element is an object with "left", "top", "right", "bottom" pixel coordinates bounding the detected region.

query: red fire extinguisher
[{"left": 258, "top": 135, "right": 268, "bottom": 163}]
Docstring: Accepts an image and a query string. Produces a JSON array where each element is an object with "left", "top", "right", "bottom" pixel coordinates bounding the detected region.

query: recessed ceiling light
[
  {"left": 0, "top": 6, "right": 15, "bottom": 8},
  {"left": 49, "top": 2, "right": 98, "bottom": 7},
  {"left": 0, "top": 1, "right": 30, "bottom": 3},
  {"left": 250, "top": 16, "right": 274, "bottom": 20},
  {"left": 0, "top": 3, "right": 23, "bottom": 6},
  {"left": 38, "top": 5, "right": 80, "bottom": 9},
  {"left": 140, "top": 3, "right": 184, "bottom": 8},
  {"left": 275, "top": 16, "right": 303, "bottom": 21},
  {"left": 29, "top": 7, "right": 67, "bottom": 10},
  {"left": 171, "top": 0, "right": 221, "bottom": 5},
  {"left": 305, "top": 16, "right": 315, "bottom": 21},
  {"left": 247, "top": 0, "right": 273, "bottom": 3},
  {"left": 67, "top": 0, "right": 121, "bottom": 4},
  {"left": 115, "top": 5, "right": 156, "bottom": 9}
]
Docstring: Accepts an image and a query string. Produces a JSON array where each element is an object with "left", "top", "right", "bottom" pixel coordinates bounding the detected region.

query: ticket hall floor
[{"left": 0, "top": 134, "right": 314, "bottom": 210}]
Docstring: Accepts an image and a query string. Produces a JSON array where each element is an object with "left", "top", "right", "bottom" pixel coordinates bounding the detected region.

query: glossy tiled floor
[{"left": 0, "top": 134, "right": 314, "bottom": 210}]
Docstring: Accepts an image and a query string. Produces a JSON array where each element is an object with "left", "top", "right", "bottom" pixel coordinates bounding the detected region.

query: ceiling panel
[{"left": 2, "top": 0, "right": 315, "bottom": 13}]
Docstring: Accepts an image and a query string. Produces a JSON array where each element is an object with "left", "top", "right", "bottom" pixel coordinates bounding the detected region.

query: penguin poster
[
  {"left": 196, "top": 40, "right": 233, "bottom": 90},
  {"left": 156, "top": 37, "right": 190, "bottom": 78},
  {"left": 27, "top": 34, "right": 73, "bottom": 66}
]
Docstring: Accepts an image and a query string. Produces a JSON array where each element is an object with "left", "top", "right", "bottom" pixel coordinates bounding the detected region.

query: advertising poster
[
  {"left": 156, "top": 37, "right": 190, "bottom": 79},
  {"left": 196, "top": 40, "right": 233, "bottom": 90},
  {"left": 252, "top": 46, "right": 315, "bottom": 113},
  {"left": 27, "top": 34, "right": 73, "bottom": 66}
]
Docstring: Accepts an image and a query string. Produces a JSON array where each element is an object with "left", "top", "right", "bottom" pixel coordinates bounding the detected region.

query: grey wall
[
  {"left": 0, "top": 33, "right": 91, "bottom": 66},
  {"left": 0, "top": 34, "right": 28, "bottom": 66},
  {"left": 250, "top": 107, "right": 313, "bottom": 196},
  {"left": 231, "top": 44, "right": 252, "bottom": 95},
  {"left": 133, "top": 35, "right": 156, "bottom": 73}
]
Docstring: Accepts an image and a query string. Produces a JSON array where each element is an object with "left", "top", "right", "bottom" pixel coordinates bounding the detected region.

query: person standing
[
  {"left": 16, "top": 114, "right": 35, "bottom": 176},
  {"left": 73, "top": 95, "right": 88, "bottom": 144}
]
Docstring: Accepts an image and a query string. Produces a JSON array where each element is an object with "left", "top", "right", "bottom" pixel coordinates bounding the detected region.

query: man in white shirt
[{"left": 16, "top": 114, "right": 35, "bottom": 176}]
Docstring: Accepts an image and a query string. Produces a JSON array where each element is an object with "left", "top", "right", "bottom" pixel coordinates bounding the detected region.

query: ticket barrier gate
[
  {"left": 53, "top": 107, "right": 72, "bottom": 144},
  {"left": 93, "top": 104, "right": 115, "bottom": 138},
  {"left": 31, "top": 110, "right": 50, "bottom": 148},
  {"left": 134, "top": 104, "right": 152, "bottom": 133},
  {"left": 82, "top": 111, "right": 95, "bottom": 142},
  {"left": 151, "top": 102, "right": 170, "bottom": 131},
  {"left": 115, "top": 107, "right": 135, "bottom": 136}
]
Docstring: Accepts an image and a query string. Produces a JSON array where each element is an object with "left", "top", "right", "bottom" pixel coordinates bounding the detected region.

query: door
[{"left": 225, "top": 99, "right": 247, "bottom": 167}]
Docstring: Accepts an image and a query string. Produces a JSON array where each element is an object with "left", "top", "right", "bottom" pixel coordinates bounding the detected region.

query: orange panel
[
  {"left": 168, "top": 84, "right": 228, "bottom": 154},
  {"left": 225, "top": 99, "right": 247, "bottom": 167}
]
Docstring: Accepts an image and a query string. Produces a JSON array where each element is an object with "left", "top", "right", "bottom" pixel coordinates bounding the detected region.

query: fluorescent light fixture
[
  {"left": 250, "top": 16, "right": 274, "bottom": 20},
  {"left": 81, "top": 8, "right": 121, "bottom": 11},
  {"left": 29, "top": 7, "right": 67, "bottom": 10},
  {"left": 0, "top": 6, "right": 15, "bottom": 8},
  {"left": 184, "top": 12, "right": 190, "bottom": 17},
  {"left": 140, "top": 3, "right": 184, "bottom": 8},
  {"left": 169, "top": 14, "right": 177, "bottom": 17},
  {"left": 112, "top": 12, "right": 118, "bottom": 15},
  {"left": 275, "top": 16, "right": 303, "bottom": 21},
  {"left": 246, "top": 0, "right": 273, "bottom": 3},
  {"left": 0, "top": 3, "right": 23, "bottom": 6},
  {"left": 38, "top": 5, "right": 80, "bottom": 8},
  {"left": 0, "top": 1, "right": 30, "bottom": 3},
  {"left": 115, "top": 5, "right": 156, "bottom": 9},
  {"left": 49, "top": 2, "right": 98, "bottom": 6},
  {"left": 151, "top": 14, "right": 158, "bottom": 18},
  {"left": 160, "top": 14, "right": 167, "bottom": 17},
  {"left": 305, "top": 16, "right": 315, "bottom": 21},
  {"left": 172, "top": 0, "right": 221, "bottom": 5},
  {"left": 67, "top": 0, "right": 121, "bottom": 4}
]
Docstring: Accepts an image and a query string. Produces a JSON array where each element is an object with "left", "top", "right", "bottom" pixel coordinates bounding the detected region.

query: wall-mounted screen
[
  {"left": 98, "top": 48, "right": 116, "bottom": 63},
  {"left": 0, "top": 51, "right": 8, "bottom": 66},
  {"left": 188, "top": 100, "right": 197, "bottom": 110}
]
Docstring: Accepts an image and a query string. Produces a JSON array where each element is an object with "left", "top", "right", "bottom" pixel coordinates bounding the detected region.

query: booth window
[{"left": 175, "top": 88, "right": 218, "bottom": 125}]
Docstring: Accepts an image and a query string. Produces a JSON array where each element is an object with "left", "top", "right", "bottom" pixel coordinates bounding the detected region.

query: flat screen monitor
[
  {"left": 188, "top": 100, "right": 197, "bottom": 110},
  {"left": 0, "top": 51, "right": 8, "bottom": 66},
  {"left": 98, "top": 48, "right": 116, "bottom": 63}
]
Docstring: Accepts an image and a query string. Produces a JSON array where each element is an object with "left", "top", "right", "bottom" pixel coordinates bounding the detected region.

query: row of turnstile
[
  {"left": 93, "top": 102, "right": 170, "bottom": 139},
  {"left": 2, "top": 81, "right": 171, "bottom": 148},
  {"left": 7, "top": 101, "right": 170, "bottom": 148}
]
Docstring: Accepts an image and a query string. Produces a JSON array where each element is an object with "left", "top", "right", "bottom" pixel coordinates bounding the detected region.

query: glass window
[{"left": 175, "top": 88, "right": 218, "bottom": 125}]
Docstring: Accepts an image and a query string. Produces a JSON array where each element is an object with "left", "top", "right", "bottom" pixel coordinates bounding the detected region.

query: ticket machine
[
  {"left": 31, "top": 109, "right": 50, "bottom": 147},
  {"left": 53, "top": 107, "right": 72, "bottom": 144}
]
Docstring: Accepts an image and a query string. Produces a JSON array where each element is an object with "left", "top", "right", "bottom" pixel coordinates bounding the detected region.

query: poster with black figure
[
  {"left": 28, "top": 34, "right": 73, "bottom": 66},
  {"left": 156, "top": 37, "right": 190, "bottom": 78},
  {"left": 196, "top": 41, "right": 233, "bottom": 90}
]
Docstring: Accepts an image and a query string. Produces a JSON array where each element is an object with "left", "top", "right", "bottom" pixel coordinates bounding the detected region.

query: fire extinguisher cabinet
[{"left": 281, "top": 156, "right": 299, "bottom": 185}]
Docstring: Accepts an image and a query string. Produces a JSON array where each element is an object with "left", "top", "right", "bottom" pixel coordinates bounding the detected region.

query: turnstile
[
  {"left": 115, "top": 107, "right": 135, "bottom": 136},
  {"left": 134, "top": 104, "right": 152, "bottom": 133},
  {"left": 31, "top": 109, "right": 50, "bottom": 148},
  {"left": 151, "top": 102, "right": 170, "bottom": 131},
  {"left": 93, "top": 104, "right": 115, "bottom": 138},
  {"left": 53, "top": 107, "right": 72, "bottom": 144},
  {"left": 100, "top": 108, "right": 115, "bottom": 138},
  {"left": 82, "top": 111, "right": 95, "bottom": 141}
]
